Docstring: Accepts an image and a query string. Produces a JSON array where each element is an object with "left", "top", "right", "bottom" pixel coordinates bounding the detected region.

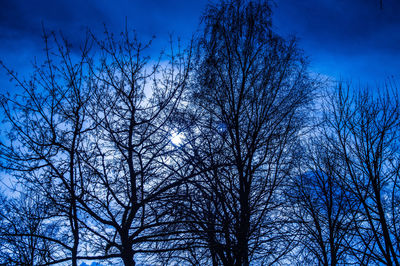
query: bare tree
[
  {"left": 69, "top": 29, "right": 193, "bottom": 265},
  {"left": 0, "top": 27, "right": 193, "bottom": 265},
  {"left": 171, "top": 0, "right": 316, "bottom": 264},
  {"left": 7, "top": 2, "right": 400, "bottom": 265},
  {"left": 0, "top": 192, "right": 59, "bottom": 265},
  {"left": 288, "top": 135, "right": 360, "bottom": 265},
  {"left": 0, "top": 30, "right": 93, "bottom": 266},
  {"left": 319, "top": 84, "right": 400, "bottom": 265}
]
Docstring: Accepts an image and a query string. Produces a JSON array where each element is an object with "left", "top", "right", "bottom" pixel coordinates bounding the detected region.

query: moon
[{"left": 171, "top": 132, "right": 184, "bottom": 146}]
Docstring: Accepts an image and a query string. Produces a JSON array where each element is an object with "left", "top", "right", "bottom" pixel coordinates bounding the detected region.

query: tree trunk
[
  {"left": 237, "top": 178, "right": 250, "bottom": 266},
  {"left": 121, "top": 246, "right": 135, "bottom": 266},
  {"left": 71, "top": 225, "right": 79, "bottom": 266}
]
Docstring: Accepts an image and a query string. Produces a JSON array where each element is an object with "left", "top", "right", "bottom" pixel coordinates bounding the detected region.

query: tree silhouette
[
  {"left": 0, "top": 28, "right": 193, "bottom": 265},
  {"left": 170, "top": 0, "right": 316, "bottom": 264},
  {"left": 1, "top": 0, "right": 398, "bottom": 265},
  {"left": 0, "top": 192, "right": 58, "bottom": 265},
  {"left": 288, "top": 136, "right": 359, "bottom": 265},
  {"left": 321, "top": 84, "right": 400, "bottom": 265},
  {"left": 0, "top": 30, "right": 92, "bottom": 265}
]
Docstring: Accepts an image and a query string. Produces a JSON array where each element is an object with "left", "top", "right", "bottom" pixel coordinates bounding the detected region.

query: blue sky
[
  {"left": 1, "top": 0, "right": 399, "bottom": 91},
  {"left": 274, "top": 0, "right": 400, "bottom": 86}
]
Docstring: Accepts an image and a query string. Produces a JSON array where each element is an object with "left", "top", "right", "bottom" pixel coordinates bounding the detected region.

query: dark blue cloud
[
  {"left": 0, "top": 0, "right": 207, "bottom": 92},
  {"left": 0, "top": 0, "right": 207, "bottom": 50},
  {"left": 1, "top": 0, "right": 399, "bottom": 91},
  {"left": 273, "top": 0, "right": 400, "bottom": 84},
  {"left": 0, "top": 0, "right": 105, "bottom": 46}
]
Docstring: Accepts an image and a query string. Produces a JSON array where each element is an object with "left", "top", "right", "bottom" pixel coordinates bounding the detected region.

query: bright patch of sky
[{"left": 170, "top": 131, "right": 185, "bottom": 146}]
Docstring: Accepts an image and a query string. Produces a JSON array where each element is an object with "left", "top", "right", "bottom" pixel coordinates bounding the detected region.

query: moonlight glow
[{"left": 170, "top": 132, "right": 184, "bottom": 146}]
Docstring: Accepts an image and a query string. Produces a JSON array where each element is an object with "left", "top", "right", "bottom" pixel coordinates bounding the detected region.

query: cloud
[
  {"left": 1, "top": 0, "right": 399, "bottom": 88},
  {"left": 0, "top": 0, "right": 105, "bottom": 42},
  {"left": 273, "top": 0, "right": 400, "bottom": 83}
]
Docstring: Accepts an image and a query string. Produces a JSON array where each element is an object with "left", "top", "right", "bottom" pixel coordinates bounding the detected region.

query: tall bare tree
[
  {"left": 171, "top": 0, "right": 316, "bottom": 264},
  {"left": 0, "top": 27, "right": 193, "bottom": 265},
  {"left": 318, "top": 84, "right": 400, "bottom": 265},
  {"left": 72, "top": 29, "right": 193, "bottom": 265},
  {"left": 0, "top": 30, "right": 93, "bottom": 265}
]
